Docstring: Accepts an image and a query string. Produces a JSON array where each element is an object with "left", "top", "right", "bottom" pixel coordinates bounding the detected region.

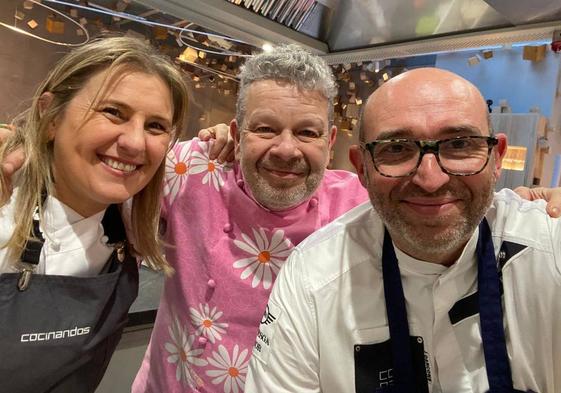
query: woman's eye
[
  {"left": 147, "top": 122, "right": 169, "bottom": 134},
  {"left": 101, "top": 107, "right": 122, "bottom": 118}
]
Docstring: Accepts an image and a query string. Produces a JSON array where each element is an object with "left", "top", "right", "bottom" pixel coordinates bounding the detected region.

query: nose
[
  {"left": 269, "top": 129, "right": 303, "bottom": 161},
  {"left": 411, "top": 153, "right": 450, "bottom": 193},
  {"left": 117, "top": 117, "right": 146, "bottom": 157}
]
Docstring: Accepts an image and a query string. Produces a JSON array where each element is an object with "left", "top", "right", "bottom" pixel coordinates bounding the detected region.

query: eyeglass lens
[{"left": 371, "top": 137, "right": 492, "bottom": 177}]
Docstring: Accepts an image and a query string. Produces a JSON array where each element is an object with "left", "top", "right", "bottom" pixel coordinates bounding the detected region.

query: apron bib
[
  {"left": 377, "top": 219, "right": 531, "bottom": 393},
  {"left": 0, "top": 204, "right": 139, "bottom": 393}
]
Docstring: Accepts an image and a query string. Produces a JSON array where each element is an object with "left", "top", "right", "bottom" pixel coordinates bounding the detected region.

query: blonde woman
[{"left": 0, "top": 36, "right": 188, "bottom": 393}]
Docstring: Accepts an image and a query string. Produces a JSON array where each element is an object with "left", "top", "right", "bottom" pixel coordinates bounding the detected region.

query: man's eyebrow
[
  {"left": 376, "top": 129, "right": 414, "bottom": 140},
  {"left": 375, "top": 125, "right": 484, "bottom": 140},
  {"left": 438, "top": 125, "right": 485, "bottom": 136},
  {"left": 247, "top": 113, "right": 327, "bottom": 130}
]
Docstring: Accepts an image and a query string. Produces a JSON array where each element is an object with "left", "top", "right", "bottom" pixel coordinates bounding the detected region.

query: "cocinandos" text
[{"left": 21, "top": 326, "right": 91, "bottom": 342}]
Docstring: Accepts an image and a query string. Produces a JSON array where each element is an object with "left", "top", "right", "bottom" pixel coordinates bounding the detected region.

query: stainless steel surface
[
  {"left": 484, "top": 0, "right": 561, "bottom": 24},
  {"left": 136, "top": 0, "right": 329, "bottom": 53},
  {"left": 7, "top": 0, "right": 561, "bottom": 67},
  {"left": 131, "top": 0, "right": 561, "bottom": 61},
  {"left": 327, "top": 0, "right": 508, "bottom": 51},
  {"left": 129, "top": 266, "right": 164, "bottom": 314},
  {"left": 320, "top": 20, "right": 561, "bottom": 64}
]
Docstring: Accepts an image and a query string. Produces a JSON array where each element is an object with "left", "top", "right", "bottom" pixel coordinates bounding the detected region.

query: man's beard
[
  {"left": 368, "top": 176, "right": 496, "bottom": 261},
  {"left": 240, "top": 155, "right": 324, "bottom": 211}
]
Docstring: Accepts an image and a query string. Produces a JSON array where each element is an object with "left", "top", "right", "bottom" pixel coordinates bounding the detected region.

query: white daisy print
[
  {"left": 190, "top": 303, "right": 229, "bottom": 344},
  {"left": 163, "top": 143, "right": 191, "bottom": 202},
  {"left": 206, "top": 345, "right": 250, "bottom": 393},
  {"left": 189, "top": 141, "right": 231, "bottom": 191},
  {"left": 164, "top": 315, "right": 207, "bottom": 389},
  {"left": 233, "top": 228, "right": 293, "bottom": 289}
]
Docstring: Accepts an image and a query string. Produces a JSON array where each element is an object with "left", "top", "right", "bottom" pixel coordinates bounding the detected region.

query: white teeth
[{"left": 102, "top": 157, "right": 137, "bottom": 173}]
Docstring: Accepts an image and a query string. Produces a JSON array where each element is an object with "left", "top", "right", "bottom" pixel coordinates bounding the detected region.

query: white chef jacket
[
  {"left": 245, "top": 189, "right": 561, "bottom": 393},
  {"left": 0, "top": 188, "right": 113, "bottom": 277}
]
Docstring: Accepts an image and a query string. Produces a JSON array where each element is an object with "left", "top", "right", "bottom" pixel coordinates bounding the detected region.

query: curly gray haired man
[
  {"left": 230, "top": 44, "right": 340, "bottom": 210},
  {"left": 236, "top": 44, "right": 337, "bottom": 129}
]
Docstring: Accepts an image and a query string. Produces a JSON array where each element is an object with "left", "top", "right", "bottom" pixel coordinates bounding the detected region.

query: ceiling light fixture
[
  {"left": 44, "top": 0, "right": 252, "bottom": 54},
  {"left": 0, "top": 0, "right": 88, "bottom": 46}
]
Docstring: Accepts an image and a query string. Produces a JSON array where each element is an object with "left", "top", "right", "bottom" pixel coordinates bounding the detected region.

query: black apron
[
  {"left": 0, "top": 204, "right": 139, "bottom": 393},
  {"left": 377, "top": 219, "right": 532, "bottom": 393}
]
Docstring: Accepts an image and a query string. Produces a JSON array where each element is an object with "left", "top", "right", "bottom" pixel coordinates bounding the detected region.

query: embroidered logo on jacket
[
  {"left": 20, "top": 326, "right": 91, "bottom": 342},
  {"left": 253, "top": 300, "right": 283, "bottom": 365},
  {"left": 261, "top": 305, "right": 277, "bottom": 325}
]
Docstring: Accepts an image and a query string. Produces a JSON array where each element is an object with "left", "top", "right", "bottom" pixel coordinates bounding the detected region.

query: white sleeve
[
  {"left": 551, "top": 214, "right": 561, "bottom": 278},
  {"left": 245, "top": 248, "right": 321, "bottom": 393}
]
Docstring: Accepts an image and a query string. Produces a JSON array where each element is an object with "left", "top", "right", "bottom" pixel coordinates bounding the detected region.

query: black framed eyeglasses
[{"left": 361, "top": 136, "right": 499, "bottom": 178}]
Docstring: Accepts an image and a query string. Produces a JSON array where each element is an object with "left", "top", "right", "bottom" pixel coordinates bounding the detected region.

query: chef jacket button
[
  {"left": 309, "top": 197, "right": 318, "bottom": 208},
  {"left": 236, "top": 179, "right": 244, "bottom": 187},
  {"left": 51, "top": 241, "right": 61, "bottom": 251},
  {"left": 207, "top": 279, "right": 216, "bottom": 288},
  {"left": 198, "top": 336, "right": 208, "bottom": 345},
  {"left": 223, "top": 223, "right": 232, "bottom": 233},
  {"left": 101, "top": 235, "right": 109, "bottom": 244}
]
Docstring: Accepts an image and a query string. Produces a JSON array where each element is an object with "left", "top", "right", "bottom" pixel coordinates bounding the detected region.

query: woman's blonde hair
[{"left": 0, "top": 36, "right": 189, "bottom": 274}]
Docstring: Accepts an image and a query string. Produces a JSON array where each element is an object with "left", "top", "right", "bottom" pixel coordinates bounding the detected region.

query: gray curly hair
[{"left": 236, "top": 44, "right": 337, "bottom": 128}]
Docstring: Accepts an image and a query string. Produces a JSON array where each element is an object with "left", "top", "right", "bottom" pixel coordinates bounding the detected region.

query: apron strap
[
  {"left": 20, "top": 219, "right": 44, "bottom": 266},
  {"left": 18, "top": 218, "right": 44, "bottom": 291},
  {"left": 382, "top": 219, "right": 521, "bottom": 392},
  {"left": 382, "top": 228, "right": 418, "bottom": 393},
  {"left": 101, "top": 204, "right": 127, "bottom": 244},
  {"left": 477, "top": 219, "right": 514, "bottom": 393},
  {"left": 17, "top": 204, "right": 127, "bottom": 291}
]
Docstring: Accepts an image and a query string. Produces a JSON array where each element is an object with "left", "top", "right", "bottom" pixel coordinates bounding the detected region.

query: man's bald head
[
  {"left": 350, "top": 67, "right": 506, "bottom": 265},
  {"left": 359, "top": 68, "right": 490, "bottom": 142}
]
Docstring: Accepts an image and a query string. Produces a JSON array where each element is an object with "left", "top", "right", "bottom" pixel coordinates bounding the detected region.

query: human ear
[
  {"left": 38, "top": 92, "right": 55, "bottom": 117},
  {"left": 38, "top": 92, "right": 56, "bottom": 140},
  {"left": 349, "top": 145, "right": 369, "bottom": 188},
  {"left": 230, "top": 118, "right": 241, "bottom": 160},
  {"left": 327, "top": 125, "right": 337, "bottom": 148},
  {"left": 325, "top": 125, "right": 338, "bottom": 167},
  {"left": 492, "top": 133, "right": 508, "bottom": 180}
]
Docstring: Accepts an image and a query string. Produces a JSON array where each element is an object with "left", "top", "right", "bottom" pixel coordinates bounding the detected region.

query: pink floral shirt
[{"left": 132, "top": 139, "right": 368, "bottom": 393}]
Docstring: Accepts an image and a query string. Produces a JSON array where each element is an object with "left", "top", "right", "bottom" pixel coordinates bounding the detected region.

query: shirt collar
[
  {"left": 42, "top": 195, "right": 106, "bottom": 235},
  {"left": 395, "top": 227, "right": 479, "bottom": 279}
]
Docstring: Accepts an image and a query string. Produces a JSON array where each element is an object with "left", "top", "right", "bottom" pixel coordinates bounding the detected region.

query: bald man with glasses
[{"left": 245, "top": 68, "right": 561, "bottom": 393}]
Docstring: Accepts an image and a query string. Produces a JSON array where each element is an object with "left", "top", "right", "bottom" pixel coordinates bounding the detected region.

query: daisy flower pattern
[
  {"left": 163, "top": 143, "right": 191, "bottom": 203},
  {"left": 164, "top": 315, "right": 207, "bottom": 389},
  {"left": 233, "top": 228, "right": 293, "bottom": 289},
  {"left": 189, "top": 303, "right": 229, "bottom": 344},
  {"left": 189, "top": 141, "right": 231, "bottom": 191},
  {"left": 206, "top": 345, "right": 250, "bottom": 393}
]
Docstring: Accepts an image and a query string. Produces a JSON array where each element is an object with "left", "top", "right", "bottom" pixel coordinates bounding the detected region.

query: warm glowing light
[
  {"left": 262, "top": 43, "right": 274, "bottom": 52},
  {"left": 502, "top": 146, "right": 527, "bottom": 171},
  {"left": 178, "top": 47, "right": 198, "bottom": 63}
]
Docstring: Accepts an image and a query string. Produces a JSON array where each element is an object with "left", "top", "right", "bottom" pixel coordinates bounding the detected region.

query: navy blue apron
[
  {"left": 0, "top": 204, "right": 139, "bottom": 393},
  {"left": 379, "top": 218, "right": 530, "bottom": 393}
]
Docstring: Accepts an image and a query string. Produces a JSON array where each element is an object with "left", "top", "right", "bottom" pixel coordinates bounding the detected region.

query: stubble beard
[
  {"left": 368, "top": 177, "right": 496, "bottom": 262},
  {"left": 240, "top": 156, "right": 324, "bottom": 211}
]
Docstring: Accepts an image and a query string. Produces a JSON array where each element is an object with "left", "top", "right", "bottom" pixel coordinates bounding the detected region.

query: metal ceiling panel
[
  {"left": 321, "top": 20, "right": 561, "bottom": 64},
  {"left": 484, "top": 0, "right": 561, "bottom": 24},
  {"left": 136, "top": 0, "right": 329, "bottom": 53},
  {"left": 327, "top": 0, "right": 510, "bottom": 51}
]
